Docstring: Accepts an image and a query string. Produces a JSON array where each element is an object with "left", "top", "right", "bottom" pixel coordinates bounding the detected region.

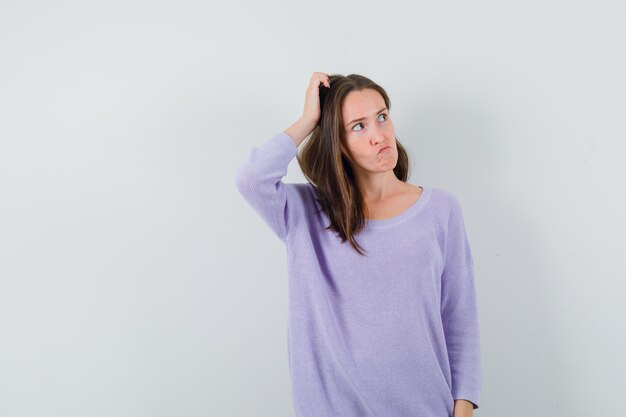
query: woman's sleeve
[
  {"left": 440, "top": 194, "right": 482, "bottom": 410},
  {"left": 233, "top": 131, "right": 299, "bottom": 242}
]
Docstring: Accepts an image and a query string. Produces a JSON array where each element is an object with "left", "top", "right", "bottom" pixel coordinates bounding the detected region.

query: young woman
[{"left": 234, "top": 72, "right": 482, "bottom": 417}]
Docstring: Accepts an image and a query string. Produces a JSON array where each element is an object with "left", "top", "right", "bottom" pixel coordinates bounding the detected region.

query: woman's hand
[
  {"left": 284, "top": 72, "right": 331, "bottom": 145},
  {"left": 453, "top": 399, "right": 474, "bottom": 417},
  {"left": 301, "top": 71, "right": 331, "bottom": 126}
]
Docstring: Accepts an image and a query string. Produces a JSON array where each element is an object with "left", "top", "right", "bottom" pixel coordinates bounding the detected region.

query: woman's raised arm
[{"left": 233, "top": 72, "right": 330, "bottom": 241}]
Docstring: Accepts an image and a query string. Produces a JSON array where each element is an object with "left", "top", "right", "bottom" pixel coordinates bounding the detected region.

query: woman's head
[{"left": 297, "top": 73, "right": 411, "bottom": 255}]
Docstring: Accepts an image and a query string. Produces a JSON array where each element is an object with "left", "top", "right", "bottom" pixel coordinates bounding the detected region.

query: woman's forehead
[{"left": 342, "top": 89, "right": 386, "bottom": 118}]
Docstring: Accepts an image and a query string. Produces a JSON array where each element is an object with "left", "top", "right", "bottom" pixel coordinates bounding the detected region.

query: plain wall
[{"left": 1, "top": 1, "right": 625, "bottom": 416}]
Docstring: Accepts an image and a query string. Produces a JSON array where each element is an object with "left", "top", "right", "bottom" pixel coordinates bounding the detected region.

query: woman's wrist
[
  {"left": 453, "top": 399, "right": 474, "bottom": 417},
  {"left": 284, "top": 117, "right": 318, "bottom": 147}
]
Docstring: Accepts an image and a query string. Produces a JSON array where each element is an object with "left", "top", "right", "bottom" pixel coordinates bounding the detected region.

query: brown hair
[{"left": 296, "top": 74, "right": 411, "bottom": 256}]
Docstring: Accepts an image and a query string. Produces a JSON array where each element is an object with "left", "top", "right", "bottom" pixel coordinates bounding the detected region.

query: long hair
[{"left": 296, "top": 74, "right": 411, "bottom": 256}]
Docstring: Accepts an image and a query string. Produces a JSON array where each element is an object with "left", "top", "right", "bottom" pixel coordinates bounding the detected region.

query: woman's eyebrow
[{"left": 345, "top": 107, "right": 388, "bottom": 127}]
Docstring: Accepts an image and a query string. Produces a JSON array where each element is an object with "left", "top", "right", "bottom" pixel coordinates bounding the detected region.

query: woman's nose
[{"left": 370, "top": 126, "right": 385, "bottom": 144}]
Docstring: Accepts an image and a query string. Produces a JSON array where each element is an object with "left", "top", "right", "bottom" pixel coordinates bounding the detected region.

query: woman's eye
[{"left": 352, "top": 114, "right": 387, "bottom": 132}]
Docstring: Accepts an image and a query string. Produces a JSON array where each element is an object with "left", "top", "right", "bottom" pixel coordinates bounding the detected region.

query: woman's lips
[{"left": 378, "top": 146, "right": 390, "bottom": 154}]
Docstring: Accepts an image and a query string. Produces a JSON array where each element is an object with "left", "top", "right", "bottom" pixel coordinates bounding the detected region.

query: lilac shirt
[{"left": 234, "top": 131, "right": 482, "bottom": 417}]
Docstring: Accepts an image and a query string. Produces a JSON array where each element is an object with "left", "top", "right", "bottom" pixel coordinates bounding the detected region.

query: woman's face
[{"left": 341, "top": 88, "right": 397, "bottom": 175}]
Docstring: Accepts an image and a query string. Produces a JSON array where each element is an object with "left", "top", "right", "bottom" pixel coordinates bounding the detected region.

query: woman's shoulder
[
  {"left": 290, "top": 181, "right": 316, "bottom": 199},
  {"left": 286, "top": 182, "right": 322, "bottom": 211},
  {"left": 428, "top": 186, "right": 456, "bottom": 201},
  {"left": 423, "top": 186, "right": 463, "bottom": 214}
]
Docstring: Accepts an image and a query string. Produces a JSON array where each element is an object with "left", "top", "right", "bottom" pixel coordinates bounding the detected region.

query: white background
[{"left": 1, "top": 1, "right": 624, "bottom": 416}]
